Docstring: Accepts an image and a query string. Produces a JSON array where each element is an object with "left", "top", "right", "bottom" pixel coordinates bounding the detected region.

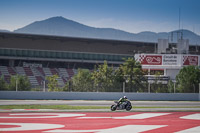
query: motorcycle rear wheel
[
  {"left": 126, "top": 105, "right": 132, "bottom": 111},
  {"left": 111, "top": 105, "right": 117, "bottom": 111}
]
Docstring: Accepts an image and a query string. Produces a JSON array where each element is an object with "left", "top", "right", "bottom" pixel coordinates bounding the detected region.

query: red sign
[
  {"left": 139, "top": 55, "right": 162, "bottom": 65},
  {"left": 183, "top": 56, "right": 198, "bottom": 66}
]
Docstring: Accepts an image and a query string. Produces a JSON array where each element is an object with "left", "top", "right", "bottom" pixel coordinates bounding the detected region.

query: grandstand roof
[{"left": 0, "top": 32, "right": 156, "bottom": 55}]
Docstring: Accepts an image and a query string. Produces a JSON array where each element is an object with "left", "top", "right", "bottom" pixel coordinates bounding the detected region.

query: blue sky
[{"left": 0, "top": 0, "right": 200, "bottom": 35}]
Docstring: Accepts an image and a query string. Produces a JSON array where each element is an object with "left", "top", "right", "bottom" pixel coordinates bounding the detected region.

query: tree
[
  {"left": 46, "top": 74, "right": 60, "bottom": 91},
  {"left": 0, "top": 75, "right": 8, "bottom": 90},
  {"left": 150, "top": 71, "right": 169, "bottom": 93},
  {"left": 117, "top": 57, "right": 146, "bottom": 92},
  {"left": 9, "top": 75, "right": 31, "bottom": 91},
  {"left": 91, "top": 61, "right": 115, "bottom": 92},
  {"left": 176, "top": 66, "right": 200, "bottom": 93},
  {"left": 71, "top": 69, "right": 93, "bottom": 92},
  {"left": 167, "top": 80, "right": 174, "bottom": 93}
]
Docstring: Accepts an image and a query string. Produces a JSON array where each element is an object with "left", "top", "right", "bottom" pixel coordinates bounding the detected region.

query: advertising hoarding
[
  {"left": 137, "top": 55, "right": 162, "bottom": 65},
  {"left": 135, "top": 54, "right": 200, "bottom": 66},
  {"left": 183, "top": 55, "right": 198, "bottom": 66},
  {"left": 162, "top": 55, "right": 181, "bottom": 66}
]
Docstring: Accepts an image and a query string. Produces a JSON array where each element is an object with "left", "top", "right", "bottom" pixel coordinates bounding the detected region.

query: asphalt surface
[
  {"left": 0, "top": 100, "right": 200, "bottom": 112},
  {"left": 0, "top": 100, "right": 199, "bottom": 107}
]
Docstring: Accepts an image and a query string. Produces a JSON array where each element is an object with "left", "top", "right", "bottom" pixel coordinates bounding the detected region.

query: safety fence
[{"left": 0, "top": 91, "right": 199, "bottom": 101}]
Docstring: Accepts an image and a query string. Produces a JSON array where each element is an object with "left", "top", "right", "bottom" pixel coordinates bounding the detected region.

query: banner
[
  {"left": 183, "top": 56, "right": 198, "bottom": 66},
  {"left": 138, "top": 55, "right": 162, "bottom": 65},
  {"left": 162, "top": 55, "right": 180, "bottom": 66},
  {"left": 135, "top": 54, "right": 200, "bottom": 66},
  {"left": 23, "top": 62, "right": 43, "bottom": 67}
]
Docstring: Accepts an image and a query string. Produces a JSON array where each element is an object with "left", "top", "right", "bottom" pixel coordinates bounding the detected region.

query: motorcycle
[{"left": 111, "top": 100, "right": 132, "bottom": 111}]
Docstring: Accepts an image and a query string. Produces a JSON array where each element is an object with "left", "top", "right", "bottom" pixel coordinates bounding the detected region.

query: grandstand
[
  {"left": 0, "top": 66, "right": 76, "bottom": 86},
  {"left": 0, "top": 32, "right": 200, "bottom": 88},
  {"left": 0, "top": 32, "right": 156, "bottom": 87}
]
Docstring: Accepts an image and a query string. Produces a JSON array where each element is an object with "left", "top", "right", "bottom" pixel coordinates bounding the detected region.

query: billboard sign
[
  {"left": 138, "top": 55, "right": 162, "bottom": 65},
  {"left": 162, "top": 55, "right": 180, "bottom": 66},
  {"left": 183, "top": 56, "right": 198, "bottom": 66},
  {"left": 135, "top": 54, "right": 200, "bottom": 66}
]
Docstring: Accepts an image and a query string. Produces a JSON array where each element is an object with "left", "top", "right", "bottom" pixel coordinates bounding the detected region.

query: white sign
[
  {"left": 162, "top": 55, "right": 180, "bottom": 65},
  {"left": 23, "top": 62, "right": 42, "bottom": 68}
]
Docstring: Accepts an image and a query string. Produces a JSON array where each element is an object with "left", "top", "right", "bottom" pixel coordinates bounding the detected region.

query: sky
[{"left": 0, "top": 0, "right": 200, "bottom": 35}]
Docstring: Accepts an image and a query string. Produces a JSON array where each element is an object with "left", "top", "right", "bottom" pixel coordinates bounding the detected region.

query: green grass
[{"left": 0, "top": 105, "right": 109, "bottom": 110}]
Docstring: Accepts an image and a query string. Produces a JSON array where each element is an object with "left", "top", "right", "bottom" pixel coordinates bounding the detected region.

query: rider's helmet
[{"left": 123, "top": 96, "right": 127, "bottom": 99}]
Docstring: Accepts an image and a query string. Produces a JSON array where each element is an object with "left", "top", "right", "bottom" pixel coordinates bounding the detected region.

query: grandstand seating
[
  {"left": 36, "top": 67, "right": 45, "bottom": 76},
  {"left": 0, "top": 66, "right": 9, "bottom": 75},
  {"left": 50, "top": 68, "right": 58, "bottom": 75},
  {"left": 43, "top": 68, "right": 53, "bottom": 76},
  {"left": 36, "top": 76, "right": 43, "bottom": 86},
  {"left": 16, "top": 67, "right": 26, "bottom": 75},
  {"left": 66, "top": 69, "right": 74, "bottom": 78},
  {"left": 7, "top": 67, "right": 16, "bottom": 75},
  {"left": 0, "top": 66, "right": 80, "bottom": 87},
  {"left": 73, "top": 69, "right": 78, "bottom": 75},
  {"left": 58, "top": 68, "right": 69, "bottom": 78},
  {"left": 28, "top": 76, "right": 39, "bottom": 86},
  {"left": 24, "top": 67, "right": 34, "bottom": 76},
  {"left": 4, "top": 75, "right": 11, "bottom": 83}
]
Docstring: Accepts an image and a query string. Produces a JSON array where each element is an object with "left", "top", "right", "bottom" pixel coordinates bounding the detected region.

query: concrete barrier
[{"left": 0, "top": 91, "right": 199, "bottom": 101}]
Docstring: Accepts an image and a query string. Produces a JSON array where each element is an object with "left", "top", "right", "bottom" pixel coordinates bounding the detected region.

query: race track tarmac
[
  {"left": 1, "top": 100, "right": 200, "bottom": 107},
  {"left": 1, "top": 100, "right": 200, "bottom": 112},
  {"left": 0, "top": 112, "right": 200, "bottom": 133}
]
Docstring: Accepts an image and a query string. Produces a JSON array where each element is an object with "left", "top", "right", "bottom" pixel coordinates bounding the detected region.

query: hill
[{"left": 14, "top": 16, "right": 200, "bottom": 45}]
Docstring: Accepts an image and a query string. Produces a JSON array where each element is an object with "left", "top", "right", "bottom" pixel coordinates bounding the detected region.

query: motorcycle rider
[{"left": 118, "top": 96, "right": 129, "bottom": 109}]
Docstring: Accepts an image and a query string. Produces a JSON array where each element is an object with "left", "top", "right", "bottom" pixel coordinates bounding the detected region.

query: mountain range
[{"left": 2, "top": 16, "right": 200, "bottom": 45}]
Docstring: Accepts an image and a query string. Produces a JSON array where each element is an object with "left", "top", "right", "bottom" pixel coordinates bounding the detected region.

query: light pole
[
  {"left": 148, "top": 82, "right": 151, "bottom": 93},
  {"left": 43, "top": 80, "right": 46, "bottom": 92},
  {"left": 123, "top": 75, "right": 129, "bottom": 93},
  {"left": 199, "top": 83, "right": 200, "bottom": 94},
  {"left": 123, "top": 82, "right": 125, "bottom": 93},
  {"left": 174, "top": 81, "right": 176, "bottom": 93},
  {"left": 15, "top": 76, "right": 18, "bottom": 91}
]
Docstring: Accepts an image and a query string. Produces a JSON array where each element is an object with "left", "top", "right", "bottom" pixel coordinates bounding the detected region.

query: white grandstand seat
[
  {"left": 0, "top": 66, "right": 9, "bottom": 75},
  {"left": 36, "top": 67, "right": 45, "bottom": 76},
  {"left": 58, "top": 68, "right": 69, "bottom": 78},
  {"left": 15, "top": 67, "right": 42, "bottom": 86},
  {"left": 43, "top": 68, "right": 53, "bottom": 76},
  {"left": 28, "top": 76, "right": 39, "bottom": 86},
  {"left": 16, "top": 67, "right": 26, "bottom": 76},
  {"left": 43, "top": 67, "right": 65, "bottom": 86},
  {"left": 31, "top": 67, "right": 42, "bottom": 76},
  {"left": 57, "top": 77, "right": 65, "bottom": 86},
  {"left": 0, "top": 66, "right": 69, "bottom": 87}
]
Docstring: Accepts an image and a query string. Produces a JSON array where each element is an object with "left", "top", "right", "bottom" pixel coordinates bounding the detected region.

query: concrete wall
[{"left": 0, "top": 91, "right": 199, "bottom": 101}]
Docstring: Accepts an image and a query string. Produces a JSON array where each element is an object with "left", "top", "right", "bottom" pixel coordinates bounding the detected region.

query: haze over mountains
[{"left": 2, "top": 16, "right": 200, "bottom": 45}]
